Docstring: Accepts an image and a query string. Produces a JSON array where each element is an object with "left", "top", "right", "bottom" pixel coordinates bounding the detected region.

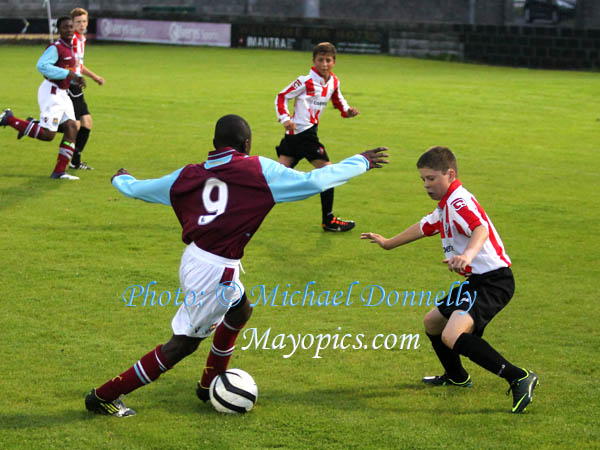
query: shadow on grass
[
  {"left": 0, "top": 174, "right": 63, "bottom": 211},
  {"left": 0, "top": 410, "right": 91, "bottom": 429},
  {"left": 262, "top": 382, "right": 427, "bottom": 411}
]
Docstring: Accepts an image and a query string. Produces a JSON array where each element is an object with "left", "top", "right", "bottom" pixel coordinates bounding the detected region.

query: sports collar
[
  {"left": 208, "top": 147, "right": 245, "bottom": 159},
  {"left": 438, "top": 179, "right": 462, "bottom": 209},
  {"left": 311, "top": 66, "right": 335, "bottom": 83}
]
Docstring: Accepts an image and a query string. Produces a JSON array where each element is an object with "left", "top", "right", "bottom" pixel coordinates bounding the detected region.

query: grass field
[{"left": 1, "top": 43, "right": 599, "bottom": 449}]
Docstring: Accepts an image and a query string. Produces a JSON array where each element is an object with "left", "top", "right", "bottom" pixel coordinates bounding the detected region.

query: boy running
[
  {"left": 68, "top": 7, "right": 105, "bottom": 171},
  {"left": 0, "top": 16, "right": 86, "bottom": 180},
  {"left": 275, "top": 42, "right": 359, "bottom": 232}
]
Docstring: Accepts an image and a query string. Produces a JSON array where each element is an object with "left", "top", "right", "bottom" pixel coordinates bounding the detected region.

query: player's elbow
[{"left": 474, "top": 224, "right": 489, "bottom": 239}]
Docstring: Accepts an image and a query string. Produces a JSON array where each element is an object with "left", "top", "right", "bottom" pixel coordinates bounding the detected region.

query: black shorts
[
  {"left": 437, "top": 267, "right": 515, "bottom": 337},
  {"left": 275, "top": 125, "right": 329, "bottom": 168},
  {"left": 67, "top": 85, "right": 90, "bottom": 119}
]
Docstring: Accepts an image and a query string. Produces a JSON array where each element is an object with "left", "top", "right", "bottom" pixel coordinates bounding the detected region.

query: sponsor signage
[
  {"left": 97, "top": 18, "right": 231, "bottom": 47},
  {"left": 232, "top": 23, "right": 388, "bottom": 54}
]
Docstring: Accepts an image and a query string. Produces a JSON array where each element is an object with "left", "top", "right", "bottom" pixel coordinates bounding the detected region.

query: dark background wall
[{"left": 0, "top": 0, "right": 598, "bottom": 28}]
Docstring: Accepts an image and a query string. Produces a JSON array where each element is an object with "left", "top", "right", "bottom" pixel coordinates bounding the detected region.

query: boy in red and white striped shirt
[
  {"left": 361, "top": 146, "right": 539, "bottom": 414},
  {"left": 68, "top": 7, "right": 105, "bottom": 171},
  {"left": 275, "top": 42, "right": 360, "bottom": 232}
]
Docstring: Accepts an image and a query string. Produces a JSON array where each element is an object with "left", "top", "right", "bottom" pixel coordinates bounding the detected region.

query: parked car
[{"left": 524, "top": 0, "right": 576, "bottom": 24}]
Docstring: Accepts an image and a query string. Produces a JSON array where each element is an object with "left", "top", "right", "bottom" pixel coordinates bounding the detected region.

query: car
[{"left": 524, "top": 0, "right": 576, "bottom": 24}]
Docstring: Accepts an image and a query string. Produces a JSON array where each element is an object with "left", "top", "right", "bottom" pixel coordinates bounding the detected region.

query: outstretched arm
[
  {"left": 111, "top": 167, "right": 184, "bottom": 205},
  {"left": 361, "top": 222, "right": 424, "bottom": 250},
  {"left": 261, "top": 147, "right": 388, "bottom": 203}
]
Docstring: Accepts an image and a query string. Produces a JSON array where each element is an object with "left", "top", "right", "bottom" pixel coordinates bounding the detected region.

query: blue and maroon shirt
[
  {"left": 36, "top": 38, "right": 76, "bottom": 90},
  {"left": 112, "top": 148, "right": 369, "bottom": 259}
]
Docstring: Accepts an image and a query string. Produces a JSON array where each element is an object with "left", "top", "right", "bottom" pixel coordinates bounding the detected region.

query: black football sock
[
  {"left": 71, "top": 150, "right": 81, "bottom": 167},
  {"left": 321, "top": 188, "right": 334, "bottom": 223},
  {"left": 75, "top": 126, "right": 90, "bottom": 153},
  {"left": 426, "top": 333, "right": 469, "bottom": 382},
  {"left": 453, "top": 333, "right": 526, "bottom": 383}
]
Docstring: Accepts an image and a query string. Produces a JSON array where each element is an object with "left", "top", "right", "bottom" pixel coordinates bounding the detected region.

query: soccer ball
[{"left": 209, "top": 368, "right": 258, "bottom": 414}]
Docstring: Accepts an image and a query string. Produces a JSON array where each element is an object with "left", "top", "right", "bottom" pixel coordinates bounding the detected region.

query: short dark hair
[
  {"left": 56, "top": 16, "right": 72, "bottom": 28},
  {"left": 313, "top": 42, "right": 336, "bottom": 59},
  {"left": 416, "top": 146, "right": 458, "bottom": 175},
  {"left": 213, "top": 115, "right": 251, "bottom": 151}
]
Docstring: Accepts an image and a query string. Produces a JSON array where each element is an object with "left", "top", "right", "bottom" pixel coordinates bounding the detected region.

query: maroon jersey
[
  {"left": 45, "top": 38, "right": 76, "bottom": 89},
  {"left": 113, "top": 147, "right": 369, "bottom": 260},
  {"left": 170, "top": 149, "right": 275, "bottom": 259}
]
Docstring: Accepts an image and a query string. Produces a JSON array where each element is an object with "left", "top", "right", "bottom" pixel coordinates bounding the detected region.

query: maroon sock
[
  {"left": 96, "top": 345, "right": 172, "bottom": 402},
  {"left": 6, "top": 116, "right": 42, "bottom": 139},
  {"left": 199, "top": 319, "right": 246, "bottom": 389},
  {"left": 52, "top": 140, "right": 75, "bottom": 174}
]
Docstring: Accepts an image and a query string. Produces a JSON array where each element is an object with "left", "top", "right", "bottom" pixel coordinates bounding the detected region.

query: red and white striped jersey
[
  {"left": 419, "top": 179, "right": 511, "bottom": 276},
  {"left": 72, "top": 31, "right": 86, "bottom": 75},
  {"left": 275, "top": 67, "right": 351, "bottom": 134}
]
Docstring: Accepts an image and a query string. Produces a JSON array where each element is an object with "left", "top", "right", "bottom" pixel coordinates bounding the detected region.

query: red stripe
[
  {"left": 421, "top": 220, "right": 441, "bottom": 236},
  {"left": 453, "top": 220, "right": 467, "bottom": 236},
  {"left": 453, "top": 201, "right": 482, "bottom": 231},
  {"left": 444, "top": 209, "right": 452, "bottom": 238},
  {"left": 276, "top": 84, "right": 297, "bottom": 116},
  {"left": 305, "top": 79, "right": 315, "bottom": 96},
  {"left": 472, "top": 198, "right": 511, "bottom": 266},
  {"left": 219, "top": 267, "right": 235, "bottom": 284}
]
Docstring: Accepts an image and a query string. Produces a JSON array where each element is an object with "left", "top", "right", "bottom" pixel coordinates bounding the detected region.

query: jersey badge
[{"left": 451, "top": 198, "right": 467, "bottom": 210}]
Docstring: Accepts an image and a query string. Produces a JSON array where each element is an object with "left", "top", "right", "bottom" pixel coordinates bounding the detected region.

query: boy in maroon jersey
[
  {"left": 0, "top": 16, "right": 86, "bottom": 180},
  {"left": 362, "top": 146, "right": 538, "bottom": 413},
  {"left": 84, "top": 114, "right": 388, "bottom": 416},
  {"left": 275, "top": 42, "right": 360, "bottom": 232}
]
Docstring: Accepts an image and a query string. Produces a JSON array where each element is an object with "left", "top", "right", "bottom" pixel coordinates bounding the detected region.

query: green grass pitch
[{"left": 0, "top": 43, "right": 599, "bottom": 449}]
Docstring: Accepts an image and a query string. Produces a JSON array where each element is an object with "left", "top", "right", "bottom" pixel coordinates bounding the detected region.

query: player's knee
[
  {"left": 63, "top": 121, "right": 78, "bottom": 141},
  {"left": 423, "top": 310, "right": 440, "bottom": 334},
  {"left": 441, "top": 330, "right": 459, "bottom": 350},
  {"left": 162, "top": 335, "right": 201, "bottom": 364},
  {"left": 82, "top": 114, "right": 92, "bottom": 129},
  {"left": 38, "top": 129, "right": 56, "bottom": 141},
  {"left": 226, "top": 294, "right": 252, "bottom": 327}
]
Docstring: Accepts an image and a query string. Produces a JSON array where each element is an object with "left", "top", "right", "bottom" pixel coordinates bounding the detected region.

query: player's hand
[
  {"left": 111, "top": 168, "right": 131, "bottom": 183},
  {"left": 443, "top": 255, "right": 471, "bottom": 273},
  {"left": 361, "top": 232, "right": 388, "bottom": 249},
  {"left": 283, "top": 120, "right": 297, "bottom": 132},
  {"left": 347, "top": 107, "right": 360, "bottom": 118},
  {"left": 95, "top": 76, "right": 105, "bottom": 86},
  {"left": 360, "top": 147, "right": 389, "bottom": 169},
  {"left": 67, "top": 71, "right": 86, "bottom": 88}
]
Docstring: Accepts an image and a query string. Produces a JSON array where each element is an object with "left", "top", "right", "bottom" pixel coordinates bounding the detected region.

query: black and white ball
[{"left": 209, "top": 369, "right": 258, "bottom": 414}]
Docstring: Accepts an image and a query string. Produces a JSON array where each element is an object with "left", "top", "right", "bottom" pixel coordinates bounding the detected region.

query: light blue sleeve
[
  {"left": 259, "top": 155, "right": 369, "bottom": 203},
  {"left": 36, "top": 46, "right": 70, "bottom": 80},
  {"left": 111, "top": 168, "right": 184, "bottom": 205}
]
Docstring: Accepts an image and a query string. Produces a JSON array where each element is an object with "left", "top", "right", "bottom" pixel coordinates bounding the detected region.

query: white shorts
[
  {"left": 38, "top": 79, "right": 75, "bottom": 132},
  {"left": 172, "top": 243, "right": 244, "bottom": 338}
]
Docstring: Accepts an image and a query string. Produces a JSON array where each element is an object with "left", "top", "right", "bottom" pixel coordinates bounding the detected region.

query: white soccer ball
[{"left": 209, "top": 368, "right": 258, "bottom": 414}]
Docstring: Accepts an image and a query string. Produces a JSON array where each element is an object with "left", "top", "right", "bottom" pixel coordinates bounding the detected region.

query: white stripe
[
  {"left": 59, "top": 149, "right": 73, "bottom": 158},
  {"left": 221, "top": 319, "right": 240, "bottom": 332},
  {"left": 24, "top": 122, "right": 34, "bottom": 136},
  {"left": 136, "top": 361, "right": 152, "bottom": 384},
  {"left": 155, "top": 352, "right": 167, "bottom": 372},
  {"left": 211, "top": 344, "right": 234, "bottom": 356}
]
